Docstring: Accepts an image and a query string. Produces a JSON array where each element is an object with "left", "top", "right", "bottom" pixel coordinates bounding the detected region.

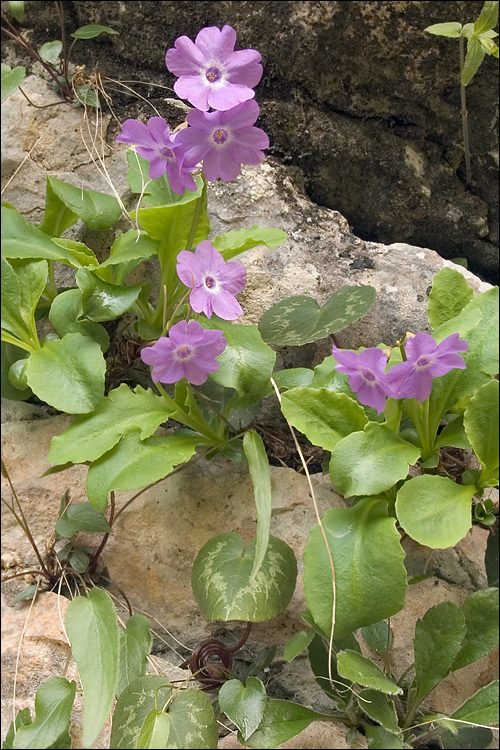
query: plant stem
[
  {"left": 459, "top": 36, "right": 472, "bottom": 186},
  {"left": 88, "top": 492, "right": 115, "bottom": 573},
  {"left": 1, "top": 13, "right": 72, "bottom": 101}
]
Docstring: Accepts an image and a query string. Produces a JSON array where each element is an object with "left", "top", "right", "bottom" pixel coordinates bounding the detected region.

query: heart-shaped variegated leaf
[
  {"left": 192, "top": 533, "right": 297, "bottom": 622},
  {"left": 258, "top": 286, "right": 376, "bottom": 346}
]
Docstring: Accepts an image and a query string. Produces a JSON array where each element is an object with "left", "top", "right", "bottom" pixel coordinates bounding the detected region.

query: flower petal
[
  {"left": 225, "top": 50, "right": 263, "bottom": 87},
  {"left": 194, "top": 25, "right": 237, "bottom": 61},
  {"left": 173, "top": 76, "right": 210, "bottom": 111},
  {"left": 166, "top": 36, "right": 206, "bottom": 76},
  {"left": 207, "top": 82, "right": 255, "bottom": 111},
  {"left": 211, "top": 289, "right": 244, "bottom": 320}
]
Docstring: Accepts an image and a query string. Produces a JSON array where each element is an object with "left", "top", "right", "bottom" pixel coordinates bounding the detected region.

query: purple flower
[
  {"left": 141, "top": 320, "right": 227, "bottom": 386},
  {"left": 177, "top": 241, "right": 247, "bottom": 320},
  {"left": 385, "top": 332, "right": 468, "bottom": 402},
  {"left": 115, "top": 117, "right": 196, "bottom": 194},
  {"left": 174, "top": 100, "right": 269, "bottom": 182},
  {"left": 166, "top": 25, "right": 262, "bottom": 112},
  {"left": 331, "top": 345, "right": 390, "bottom": 414}
]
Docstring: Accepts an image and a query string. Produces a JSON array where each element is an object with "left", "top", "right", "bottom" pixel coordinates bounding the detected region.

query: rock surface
[
  {"left": 4, "top": 1, "right": 497, "bottom": 279},
  {"left": 1, "top": 407, "right": 498, "bottom": 748},
  {"left": 1, "top": 38, "right": 498, "bottom": 749},
  {"left": 1, "top": 75, "right": 493, "bottom": 378}
]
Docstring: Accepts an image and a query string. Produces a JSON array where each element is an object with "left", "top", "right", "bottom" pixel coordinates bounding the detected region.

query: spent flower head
[
  {"left": 166, "top": 25, "right": 262, "bottom": 112},
  {"left": 141, "top": 320, "right": 227, "bottom": 385},
  {"left": 175, "top": 100, "right": 268, "bottom": 182},
  {"left": 385, "top": 332, "right": 468, "bottom": 401},
  {"left": 116, "top": 117, "right": 196, "bottom": 194},
  {"left": 331, "top": 345, "right": 390, "bottom": 414},
  {"left": 177, "top": 241, "right": 247, "bottom": 320}
]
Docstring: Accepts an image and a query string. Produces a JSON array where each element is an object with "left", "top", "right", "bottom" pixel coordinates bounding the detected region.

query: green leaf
[
  {"left": 11, "top": 678, "right": 75, "bottom": 750},
  {"left": 73, "top": 84, "right": 100, "bottom": 108},
  {"left": 452, "top": 681, "right": 499, "bottom": 725},
  {"left": 127, "top": 151, "right": 197, "bottom": 207},
  {"left": 1, "top": 258, "right": 29, "bottom": 343},
  {"left": 219, "top": 678, "right": 267, "bottom": 741},
  {"left": 65, "top": 588, "right": 120, "bottom": 749},
  {"left": 453, "top": 588, "right": 499, "bottom": 670},
  {"left": 305, "top": 631, "right": 358, "bottom": 703},
  {"left": 136, "top": 710, "right": 170, "bottom": 749},
  {"left": 272, "top": 368, "right": 314, "bottom": 390},
  {"left": 464, "top": 380, "right": 499, "bottom": 477},
  {"left": 337, "top": 651, "right": 402, "bottom": 694},
  {"left": 70, "top": 24, "right": 119, "bottom": 39},
  {"left": 2, "top": 205, "right": 93, "bottom": 268},
  {"left": 192, "top": 532, "right": 297, "bottom": 622},
  {"left": 8, "top": 2, "right": 25, "bottom": 23},
  {"left": 329, "top": 422, "right": 420, "bottom": 496},
  {"left": 479, "top": 35, "right": 499, "bottom": 55},
  {"left": 3, "top": 708, "right": 32, "bottom": 750},
  {"left": 303, "top": 498, "right": 407, "bottom": 640},
  {"left": 425, "top": 22, "right": 463, "bottom": 37},
  {"left": 26, "top": 333, "right": 105, "bottom": 413},
  {"left": 361, "top": 620, "right": 393, "bottom": 655},
  {"left": 1, "top": 258, "right": 46, "bottom": 346},
  {"left": 427, "top": 288, "right": 499, "bottom": 427},
  {"left": 201, "top": 317, "right": 276, "bottom": 408},
  {"left": 166, "top": 689, "right": 218, "bottom": 749},
  {"left": 474, "top": 1, "right": 499, "bottom": 34},
  {"left": 427, "top": 268, "right": 474, "bottom": 329},
  {"left": 49, "top": 289, "right": 109, "bottom": 352},
  {"left": 283, "top": 630, "right": 315, "bottom": 662},
  {"left": 49, "top": 384, "right": 171, "bottom": 465},
  {"left": 40, "top": 177, "right": 121, "bottom": 231},
  {"left": 243, "top": 431, "right": 272, "bottom": 581},
  {"left": 76, "top": 267, "right": 142, "bottom": 322},
  {"left": 396, "top": 475, "right": 475, "bottom": 548},
  {"left": 55, "top": 502, "right": 111, "bottom": 538},
  {"left": 98, "top": 230, "right": 159, "bottom": 282},
  {"left": 242, "top": 700, "right": 328, "bottom": 749},
  {"left": 86, "top": 432, "right": 200, "bottom": 511},
  {"left": 68, "top": 548, "right": 90, "bottom": 573},
  {"left": 485, "top": 529, "right": 499, "bottom": 587},
  {"left": 440, "top": 726, "right": 493, "bottom": 749},
  {"left": 132, "top": 174, "right": 208, "bottom": 251},
  {"left": 246, "top": 646, "right": 277, "bottom": 678},
  {"left": 39, "top": 40, "right": 62, "bottom": 64},
  {"left": 1, "top": 63, "right": 26, "bottom": 103},
  {"left": 111, "top": 676, "right": 172, "bottom": 749},
  {"left": 413, "top": 602, "right": 466, "bottom": 706},
  {"left": 50, "top": 238, "right": 99, "bottom": 267},
  {"left": 258, "top": 286, "right": 376, "bottom": 346},
  {"left": 38, "top": 178, "right": 78, "bottom": 236},
  {"left": 462, "top": 34, "right": 486, "bottom": 85},
  {"left": 435, "top": 415, "right": 472, "bottom": 450},
  {"left": 212, "top": 225, "right": 288, "bottom": 260},
  {"left": 1, "top": 342, "right": 32, "bottom": 401},
  {"left": 12, "top": 584, "right": 38, "bottom": 603},
  {"left": 365, "top": 725, "right": 404, "bottom": 749},
  {"left": 281, "top": 388, "right": 368, "bottom": 452},
  {"left": 116, "top": 615, "right": 152, "bottom": 698},
  {"left": 358, "top": 689, "right": 400, "bottom": 733}
]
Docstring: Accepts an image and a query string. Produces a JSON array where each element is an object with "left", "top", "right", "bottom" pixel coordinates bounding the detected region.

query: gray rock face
[{"left": 13, "top": 0, "right": 495, "bottom": 280}]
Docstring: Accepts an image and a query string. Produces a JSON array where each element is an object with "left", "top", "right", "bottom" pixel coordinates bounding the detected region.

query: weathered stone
[
  {"left": 7, "top": 0, "right": 495, "bottom": 279},
  {"left": 0, "top": 591, "right": 192, "bottom": 748},
  {"left": 2, "top": 408, "right": 498, "bottom": 749}
]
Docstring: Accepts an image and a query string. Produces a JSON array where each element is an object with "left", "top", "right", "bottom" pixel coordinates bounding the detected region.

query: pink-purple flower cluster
[
  {"left": 332, "top": 332, "right": 468, "bottom": 414},
  {"left": 116, "top": 25, "right": 268, "bottom": 191},
  {"left": 141, "top": 320, "right": 226, "bottom": 386},
  {"left": 141, "top": 241, "right": 247, "bottom": 385}
]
